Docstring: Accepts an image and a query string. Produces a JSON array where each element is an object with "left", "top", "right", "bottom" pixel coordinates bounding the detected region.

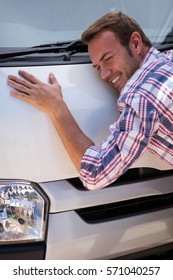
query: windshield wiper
[{"left": 0, "top": 40, "right": 88, "bottom": 59}]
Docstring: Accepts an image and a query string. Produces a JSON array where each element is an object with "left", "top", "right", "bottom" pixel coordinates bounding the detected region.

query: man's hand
[{"left": 8, "top": 70, "right": 63, "bottom": 114}]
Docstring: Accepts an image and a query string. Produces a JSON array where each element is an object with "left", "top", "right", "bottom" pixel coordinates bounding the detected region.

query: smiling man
[
  {"left": 87, "top": 30, "right": 146, "bottom": 92},
  {"left": 7, "top": 12, "right": 173, "bottom": 190}
]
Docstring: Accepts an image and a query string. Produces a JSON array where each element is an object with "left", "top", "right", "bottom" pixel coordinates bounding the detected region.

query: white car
[{"left": 0, "top": 0, "right": 173, "bottom": 259}]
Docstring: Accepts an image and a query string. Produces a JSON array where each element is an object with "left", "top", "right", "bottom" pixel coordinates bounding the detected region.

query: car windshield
[{"left": 0, "top": 0, "right": 173, "bottom": 48}]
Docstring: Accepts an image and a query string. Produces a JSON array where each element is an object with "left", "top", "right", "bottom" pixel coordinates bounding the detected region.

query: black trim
[
  {"left": 0, "top": 53, "right": 91, "bottom": 67},
  {"left": 114, "top": 242, "right": 173, "bottom": 260},
  {"left": 155, "top": 43, "right": 173, "bottom": 52},
  {"left": 0, "top": 42, "right": 172, "bottom": 67},
  {"left": 69, "top": 168, "right": 173, "bottom": 191},
  {"left": 0, "top": 241, "right": 46, "bottom": 260},
  {"left": 76, "top": 192, "right": 173, "bottom": 224}
]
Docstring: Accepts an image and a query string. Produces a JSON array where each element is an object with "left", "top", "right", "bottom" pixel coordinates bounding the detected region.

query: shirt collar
[
  {"left": 118, "top": 47, "right": 160, "bottom": 99},
  {"left": 119, "top": 47, "right": 160, "bottom": 96},
  {"left": 140, "top": 46, "right": 160, "bottom": 67}
]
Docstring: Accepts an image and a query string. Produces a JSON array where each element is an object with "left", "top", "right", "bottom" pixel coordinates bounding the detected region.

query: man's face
[{"left": 88, "top": 30, "right": 142, "bottom": 93}]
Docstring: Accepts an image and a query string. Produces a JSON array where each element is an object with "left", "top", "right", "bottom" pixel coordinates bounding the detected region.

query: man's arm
[{"left": 7, "top": 70, "right": 94, "bottom": 171}]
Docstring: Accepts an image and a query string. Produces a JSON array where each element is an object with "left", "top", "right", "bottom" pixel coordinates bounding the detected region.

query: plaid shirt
[{"left": 80, "top": 47, "right": 173, "bottom": 190}]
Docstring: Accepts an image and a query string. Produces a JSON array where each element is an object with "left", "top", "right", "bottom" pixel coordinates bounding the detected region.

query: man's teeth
[{"left": 112, "top": 75, "right": 120, "bottom": 84}]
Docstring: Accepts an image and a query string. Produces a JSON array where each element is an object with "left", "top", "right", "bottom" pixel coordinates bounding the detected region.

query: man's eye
[{"left": 105, "top": 56, "right": 112, "bottom": 63}]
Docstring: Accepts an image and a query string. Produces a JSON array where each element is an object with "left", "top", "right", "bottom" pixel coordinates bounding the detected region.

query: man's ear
[{"left": 130, "top": 31, "right": 142, "bottom": 54}]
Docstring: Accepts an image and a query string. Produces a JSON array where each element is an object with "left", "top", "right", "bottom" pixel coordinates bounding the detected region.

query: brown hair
[{"left": 81, "top": 12, "right": 152, "bottom": 48}]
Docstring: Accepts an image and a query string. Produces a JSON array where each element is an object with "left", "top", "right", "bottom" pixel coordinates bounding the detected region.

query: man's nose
[{"left": 100, "top": 67, "right": 112, "bottom": 81}]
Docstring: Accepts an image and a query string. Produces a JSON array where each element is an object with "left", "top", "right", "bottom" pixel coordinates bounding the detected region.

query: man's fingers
[
  {"left": 10, "top": 90, "right": 31, "bottom": 100},
  {"left": 18, "top": 70, "right": 42, "bottom": 84},
  {"left": 8, "top": 71, "right": 59, "bottom": 90},
  {"left": 8, "top": 71, "right": 62, "bottom": 101},
  {"left": 8, "top": 75, "right": 32, "bottom": 94},
  {"left": 8, "top": 75, "right": 30, "bottom": 87}
]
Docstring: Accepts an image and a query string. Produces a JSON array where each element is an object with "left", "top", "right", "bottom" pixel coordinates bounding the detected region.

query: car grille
[{"left": 75, "top": 192, "right": 173, "bottom": 223}]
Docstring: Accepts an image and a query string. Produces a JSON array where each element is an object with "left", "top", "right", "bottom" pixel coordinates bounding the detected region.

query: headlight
[{"left": 0, "top": 180, "right": 49, "bottom": 244}]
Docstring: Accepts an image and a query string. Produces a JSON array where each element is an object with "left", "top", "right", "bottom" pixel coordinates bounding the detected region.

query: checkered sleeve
[{"left": 79, "top": 95, "right": 159, "bottom": 190}]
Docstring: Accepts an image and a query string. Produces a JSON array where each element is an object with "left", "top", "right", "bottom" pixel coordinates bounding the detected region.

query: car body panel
[
  {"left": 43, "top": 175, "right": 173, "bottom": 259},
  {"left": 46, "top": 208, "right": 173, "bottom": 259}
]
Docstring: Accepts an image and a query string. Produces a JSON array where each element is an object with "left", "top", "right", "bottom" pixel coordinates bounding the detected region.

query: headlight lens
[{"left": 0, "top": 180, "right": 49, "bottom": 244}]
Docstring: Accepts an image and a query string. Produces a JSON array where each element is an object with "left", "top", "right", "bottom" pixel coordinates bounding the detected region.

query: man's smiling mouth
[{"left": 111, "top": 75, "right": 120, "bottom": 84}]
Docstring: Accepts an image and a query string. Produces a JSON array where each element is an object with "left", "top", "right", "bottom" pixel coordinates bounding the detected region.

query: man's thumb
[{"left": 49, "top": 72, "right": 57, "bottom": 84}]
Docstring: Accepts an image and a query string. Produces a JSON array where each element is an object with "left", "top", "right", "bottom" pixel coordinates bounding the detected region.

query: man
[{"left": 7, "top": 12, "right": 173, "bottom": 190}]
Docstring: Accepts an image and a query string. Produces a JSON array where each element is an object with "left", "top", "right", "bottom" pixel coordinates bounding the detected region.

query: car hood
[{"left": 0, "top": 64, "right": 171, "bottom": 182}]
